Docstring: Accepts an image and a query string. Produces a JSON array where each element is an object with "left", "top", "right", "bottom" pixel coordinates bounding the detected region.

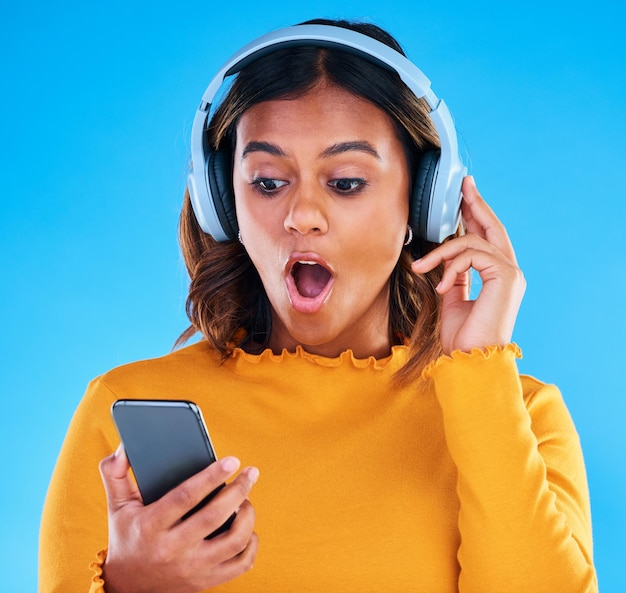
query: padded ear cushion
[
  {"left": 410, "top": 150, "right": 440, "bottom": 239},
  {"left": 207, "top": 149, "right": 238, "bottom": 240}
]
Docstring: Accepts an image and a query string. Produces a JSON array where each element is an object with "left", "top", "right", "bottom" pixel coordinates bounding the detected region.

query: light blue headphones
[{"left": 188, "top": 24, "right": 466, "bottom": 243}]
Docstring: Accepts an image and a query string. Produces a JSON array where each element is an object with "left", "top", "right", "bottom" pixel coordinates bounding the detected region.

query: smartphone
[{"left": 111, "top": 399, "right": 234, "bottom": 538}]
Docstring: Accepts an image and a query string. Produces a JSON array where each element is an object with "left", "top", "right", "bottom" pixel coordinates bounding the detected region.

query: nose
[{"left": 283, "top": 183, "right": 329, "bottom": 236}]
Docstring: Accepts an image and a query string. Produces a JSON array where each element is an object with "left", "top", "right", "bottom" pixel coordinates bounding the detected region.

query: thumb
[{"left": 99, "top": 444, "right": 143, "bottom": 512}]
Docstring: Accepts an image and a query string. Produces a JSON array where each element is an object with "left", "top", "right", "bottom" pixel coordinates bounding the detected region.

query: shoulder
[
  {"left": 62, "top": 342, "right": 223, "bottom": 444},
  {"left": 92, "top": 341, "right": 223, "bottom": 400}
]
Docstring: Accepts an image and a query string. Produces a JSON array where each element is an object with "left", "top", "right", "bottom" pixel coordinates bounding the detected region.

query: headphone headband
[
  {"left": 189, "top": 24, "right": 466, "bottom": 242},
  {"left": 199, "top": 25, "right": 437, "bottom": 109}
]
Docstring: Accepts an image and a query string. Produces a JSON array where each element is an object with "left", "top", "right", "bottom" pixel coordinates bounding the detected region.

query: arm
[
  {"left": 412, "top": 177, "right": 597, "bottom": 591},
  {"left": 39, "top": 377, "right": 118, "bottom": 593},
  {"left": 424, "top": 345, "right": 596, "bottom": 592}
]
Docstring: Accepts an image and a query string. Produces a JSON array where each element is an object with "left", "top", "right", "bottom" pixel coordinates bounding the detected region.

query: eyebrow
[
  {"left": 320, "top": 141, "right": 381, "bottom": 160},
  {"left": 240, "top": 140, "right": 381, "bottom": 160},
  {"left": 241, "top": 141, "right": 287, "bottom": 159}
]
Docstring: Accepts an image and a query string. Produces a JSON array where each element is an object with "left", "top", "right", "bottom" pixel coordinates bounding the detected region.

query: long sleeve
[
  {"left": 39, "top": 377, "right": 118, "bottom": 593},
  {"left": 39, "top": 341, "right": 598, "bottom": 592},
  {"left": 424, "top": 344, "right": 597, "bottom": 592}
]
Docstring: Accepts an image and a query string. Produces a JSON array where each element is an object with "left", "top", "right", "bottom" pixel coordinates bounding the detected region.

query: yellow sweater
[{"left": 39, "top": 342, "right": 597, "bottom": 592}]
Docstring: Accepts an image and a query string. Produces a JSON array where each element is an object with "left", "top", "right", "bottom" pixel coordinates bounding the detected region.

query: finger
[
  {"left": 161, "top": 502, "right": 257, "bottom": 591},
  {"left": 210, "top": 531, "right": 259, "bottom": 584},
  {"left": 178, "top": 466, "right": 259, "bottom": 543},
  {"left": 460, "top": 176, "right": 517, "bottom": 263},
  {"left": 99, "top": 444, "right": 143, "bottom": 512},
  {"left": 199, "top": 498, "right": 257, "bottom": 563},
  {"left": 437, "top": 262, "right": 470, "bottom": 302},
  {"left": 154, "top": 457, "right": 243, "bottom": 529},
  {"left": 411, "top": 232, "right": 500, "bottom": 275},
  {"left": 437, "top": 248, "right": 518, "bottom": 295}
]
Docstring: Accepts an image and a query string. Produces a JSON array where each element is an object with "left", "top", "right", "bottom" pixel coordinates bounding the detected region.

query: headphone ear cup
[
  {"left": 410, "top": 150, "right": 440, "bottom": 240},
  {"left": 207, "top": 149, "right": 238, "bottom": 240}
]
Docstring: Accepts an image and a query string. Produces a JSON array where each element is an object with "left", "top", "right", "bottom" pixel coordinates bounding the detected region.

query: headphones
[{"left": 188, "top": 24, "right": 466, "bottom": 243}]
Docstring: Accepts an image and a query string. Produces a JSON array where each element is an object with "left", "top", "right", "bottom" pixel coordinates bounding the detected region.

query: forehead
[{"left": 235, "top": 84, "right": 402, "bottom": 151}]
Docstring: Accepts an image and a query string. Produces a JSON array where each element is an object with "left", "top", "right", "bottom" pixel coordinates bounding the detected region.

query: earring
[
  {"left": 237, "top": 230, "right": 243, "bottom": 245},
  {"left": 403, "top": 225, "right": 414, "bottom": 246}
]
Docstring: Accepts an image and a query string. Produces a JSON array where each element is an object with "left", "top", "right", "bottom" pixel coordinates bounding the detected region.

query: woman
[{"left": 39, "top": 19, "right": 597, "bottom": 593}]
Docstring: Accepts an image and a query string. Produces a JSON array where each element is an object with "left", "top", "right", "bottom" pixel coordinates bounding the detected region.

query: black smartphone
[{"left": 111, "top": 399, "right": 234, "bottom": 538}]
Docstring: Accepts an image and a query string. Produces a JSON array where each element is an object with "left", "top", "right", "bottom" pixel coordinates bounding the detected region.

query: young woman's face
[{"left": 233, "top": 83, "right": 410, "bottom": 359}]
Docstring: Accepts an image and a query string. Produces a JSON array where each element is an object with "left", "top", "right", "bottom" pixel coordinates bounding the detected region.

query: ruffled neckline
[{"left": 230, "top": 344, "right": 410, "bottom": 371}]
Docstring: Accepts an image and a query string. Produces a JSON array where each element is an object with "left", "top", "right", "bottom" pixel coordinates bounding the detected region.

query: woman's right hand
[{"left": 99, "top": 446, "right": 259, "bottom": 593}]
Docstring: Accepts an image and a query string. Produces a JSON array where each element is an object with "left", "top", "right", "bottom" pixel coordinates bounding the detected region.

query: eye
[
  {"left": 250, "top": 178, "right": 288, "bottom": 195},
  {"left": 328, "top": 178, "right": 367, "bottom": 194}
]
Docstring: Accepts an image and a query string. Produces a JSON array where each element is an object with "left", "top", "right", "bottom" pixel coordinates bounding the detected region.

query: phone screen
[
  {"left": 111, "top": 399, "right": 233, "bottom": 537},
  {"left": 112, "top": 399, "right": 217, "bottom": 504}
]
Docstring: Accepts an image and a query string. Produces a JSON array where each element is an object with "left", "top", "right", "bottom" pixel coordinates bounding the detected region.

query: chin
[{"left": 270, "top": 313, "right": 344, "bottom": 354}]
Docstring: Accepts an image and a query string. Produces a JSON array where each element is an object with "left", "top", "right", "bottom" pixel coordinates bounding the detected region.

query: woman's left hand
[{"left": 411, "top": 176, "right": 526, "bottom": 355}]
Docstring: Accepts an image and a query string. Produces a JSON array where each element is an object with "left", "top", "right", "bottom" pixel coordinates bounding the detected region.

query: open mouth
[
  {"left": 291, "top": 261, "right": 333, "bottom": 298},
  {"left": 284, "top": 255, "right": 335, "bottom": 314}
]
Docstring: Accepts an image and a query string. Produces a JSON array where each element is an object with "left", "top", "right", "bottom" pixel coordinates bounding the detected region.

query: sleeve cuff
[
  {"left": 88, "top": 549, "right": 107, "bottom": 593},
  {"left": 421, "top": 343, "right": 522, "bottom": 381}
]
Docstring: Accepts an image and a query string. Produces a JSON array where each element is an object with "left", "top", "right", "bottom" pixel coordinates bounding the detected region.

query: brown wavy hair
[{"left": 177, "top": 18, "right": 445, "bottom": 383}]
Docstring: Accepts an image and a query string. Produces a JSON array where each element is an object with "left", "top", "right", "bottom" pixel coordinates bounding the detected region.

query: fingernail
[
  {"left": 114, "top": 443, "right": 124, "bottom": 458},
  {"left": 247, "top": 467, "right": 260, "bottom": 484},
  {"left": 221, "top": 456, "right": 240, "bottom": 472}
]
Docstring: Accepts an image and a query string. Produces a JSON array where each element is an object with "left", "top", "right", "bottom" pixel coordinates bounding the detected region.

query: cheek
[
  {"left": 234, "top": 200, "right": 282, "bottom": 288},
  {"left": 359, "top": 198, "right": 408, "bottom": 261},
  {"left": 234, "top": 184, "right": 269, "bottom": 242},
  {"left": 233, "top": 169, "right": 286, "bottom": 239},
  {"left": 344, "top": 219, "right": 406, "bottom": 292},
  {"left": 370, "top": 234, "right": 404, "bottom": 278}
]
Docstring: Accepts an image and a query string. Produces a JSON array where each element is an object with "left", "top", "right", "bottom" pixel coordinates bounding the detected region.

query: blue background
[{"left": 1, "top": 0, "right": 624, "bottom": 591}]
